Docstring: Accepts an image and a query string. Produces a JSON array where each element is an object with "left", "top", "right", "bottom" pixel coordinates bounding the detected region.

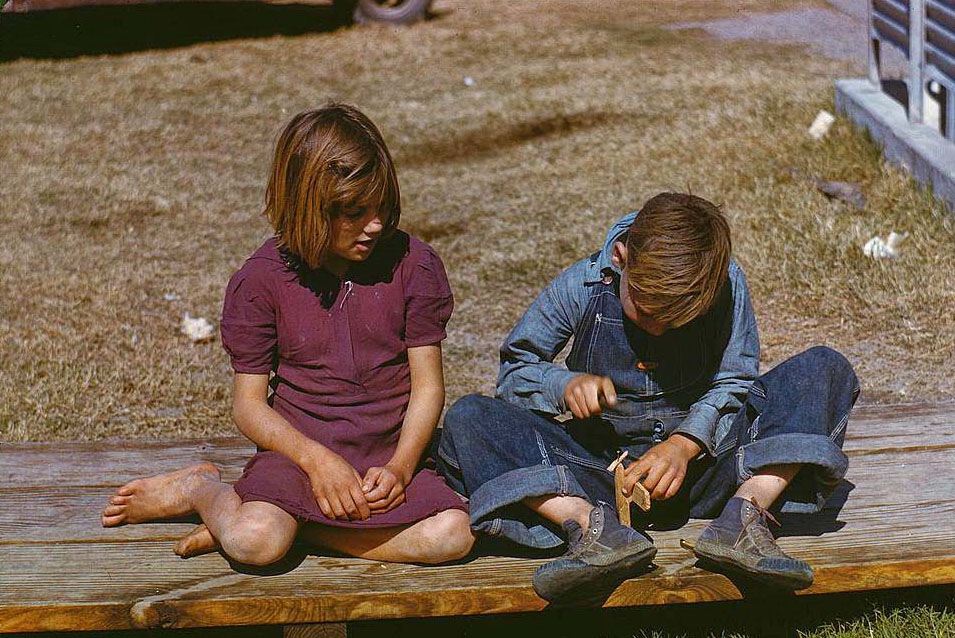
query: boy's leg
[
  {"left": 438, "top": 394, "right": 655, "bottom": 602},
  {"left": 689, "top": 346, "right": 859, "bottom": 589},
  {"left": 102, "top": 463, "right": 298, "bottom": 566}
]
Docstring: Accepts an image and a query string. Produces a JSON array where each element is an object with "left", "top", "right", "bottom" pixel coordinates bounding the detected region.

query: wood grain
[
  {"left": 2, "top": 403, "right": 953, "bottom": 487},
  {"left": 1, "top": 402, "right": 954, "bottom": 633}
]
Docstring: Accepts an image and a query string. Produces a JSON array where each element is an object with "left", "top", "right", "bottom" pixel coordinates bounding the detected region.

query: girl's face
[{"left": 324, "top": 205, "right": 387, "bottom": 275}]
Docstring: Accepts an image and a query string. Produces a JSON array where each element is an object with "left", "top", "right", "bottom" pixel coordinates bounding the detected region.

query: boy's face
[{"left": 612, "top": 241, "right": 671, "bottom": 336}]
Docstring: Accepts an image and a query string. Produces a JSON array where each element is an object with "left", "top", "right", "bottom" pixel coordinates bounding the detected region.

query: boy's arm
[
  {"left": 671, "top": 262, "right": 760, "bottom": 456},
  {"left": 496, "top": 259, "right": 591, "bottom": 415}
]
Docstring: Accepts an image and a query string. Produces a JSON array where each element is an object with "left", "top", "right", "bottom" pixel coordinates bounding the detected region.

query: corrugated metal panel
[
  {"left": 874, "top": 0, "right": 911, "bottom": 53},
  {"left": 927, "top": 0, "right": 955, "bottom": 80}
]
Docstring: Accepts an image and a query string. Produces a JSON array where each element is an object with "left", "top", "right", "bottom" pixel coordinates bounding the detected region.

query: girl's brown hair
[
  {"left": 265, "top": 103, "right": 401, "bottom": 269},
  {"left": 625, "top": 192, "right": 731, "bottom": 328}
]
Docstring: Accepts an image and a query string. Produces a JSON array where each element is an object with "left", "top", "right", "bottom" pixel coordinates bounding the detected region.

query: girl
[{"left": 101, "top": 104, "right": 474, "bottom": 566}]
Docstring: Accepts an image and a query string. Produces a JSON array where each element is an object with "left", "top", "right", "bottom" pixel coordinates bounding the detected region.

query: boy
[{"left": 436, "top": 193, "right": 858, "bottom": 602}]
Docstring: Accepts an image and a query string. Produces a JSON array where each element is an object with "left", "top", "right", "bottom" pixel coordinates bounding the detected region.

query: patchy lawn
[
  {"left": 3, "top": 0, "right": 953, "bottom": 442},
  {"left": 2, "top": 0, "right": 955, "bottom": 634}
]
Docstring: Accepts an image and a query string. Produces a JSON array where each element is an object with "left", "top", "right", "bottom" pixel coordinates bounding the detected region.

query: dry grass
[{"left": 2, "top": 0, "right": 954, "bottom": 442}]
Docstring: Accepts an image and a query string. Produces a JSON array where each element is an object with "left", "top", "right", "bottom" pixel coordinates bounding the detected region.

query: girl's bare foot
[
  {"left": 174, "top": 523, "right": 219, "bottom": 558},
  {"left": 101, "top": 463, "right": 220, "bottom": 527}
]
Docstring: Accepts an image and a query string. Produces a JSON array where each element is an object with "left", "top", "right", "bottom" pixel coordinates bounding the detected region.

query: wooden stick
[
  {"left": 613, "top": 464, "right": 631, "bottom": 527},
  {"left": 630, "top": 480, "right": 651, "bottom": 512},
  {"left": 608, "top": 451, "right": 652, "bottom": 524},
  {"left": 607, "top": 450, "right": 629, "bottom": 472}
]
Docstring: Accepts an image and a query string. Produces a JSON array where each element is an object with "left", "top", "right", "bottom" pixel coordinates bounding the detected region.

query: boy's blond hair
[
  {"left": 624, "top": 192, "right": 731, "bottom": 328},
  {"left": 265, "top": 103, "right": 400, "bottom": 269}
]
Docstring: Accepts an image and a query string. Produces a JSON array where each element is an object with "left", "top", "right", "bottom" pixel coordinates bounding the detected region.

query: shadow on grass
[
  {"left": 0, "top": 1, "right": 351, "bottom": 61},
  {"left": 397, "top": 110, "right": 651, "bottom": 167}
]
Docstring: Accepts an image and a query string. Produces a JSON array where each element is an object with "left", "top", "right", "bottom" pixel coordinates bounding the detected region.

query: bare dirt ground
[{"left": 2, "top": 0, "right": 954, "bottom": 442}]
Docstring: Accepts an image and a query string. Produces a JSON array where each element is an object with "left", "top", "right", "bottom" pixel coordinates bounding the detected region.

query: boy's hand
[
  {"left": 302, "top": 445, "right": 371, "bottom": 521},
  {"left": 362, "top": 464, "right": 409, "bottom": 514},
  {"left": 623, "top": 434, "right": 701, "bottom": 501},
  {"left": 564, "top": 374, "right": 618, "bottom": 419}
]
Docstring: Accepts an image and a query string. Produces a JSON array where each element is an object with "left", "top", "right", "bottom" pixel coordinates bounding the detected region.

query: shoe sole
[
  {"left": 692, "top": 538, "right": 813, "bottom": 590},
  {"left": 532, "top": 545, "right": 658, "bottom": 604}
]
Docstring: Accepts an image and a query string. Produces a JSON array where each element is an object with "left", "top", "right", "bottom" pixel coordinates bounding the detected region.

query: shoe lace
[{"left": 735, "top": 497, "right": 781, "bottom": 555}]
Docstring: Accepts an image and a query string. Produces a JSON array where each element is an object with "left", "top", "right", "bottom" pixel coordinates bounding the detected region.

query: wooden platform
[{"left": 3, "top": 403, "right": 955, "bottom": 633}]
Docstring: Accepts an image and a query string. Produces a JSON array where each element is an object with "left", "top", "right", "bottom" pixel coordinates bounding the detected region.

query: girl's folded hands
[
  {"left": 362, "top": 464, "right": 409, "bottom": 514},
  {"left": 305, "top": 447, "right": 372, "bottom": 521}
]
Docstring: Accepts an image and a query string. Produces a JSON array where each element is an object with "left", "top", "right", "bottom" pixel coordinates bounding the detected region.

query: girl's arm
[
  {"left": 362, "top": 344, "right": 444, "bottom": 512},
  {"left": 232, "top": 373, "right": 372, "bottom": 521}
]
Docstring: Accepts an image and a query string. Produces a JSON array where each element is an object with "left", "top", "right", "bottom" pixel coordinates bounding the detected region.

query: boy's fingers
[
  {"left": 600, "top": 377, "right": 617, "bottom": 407},
  {"left": 642, "top": 463, "right": 667, "bottom": 496},
  {"left": 651, "top": 470, "right": 676, "bottom": 500},
  {"left": 663, "top": 473, "right": 684, "bottom": 500},
  {"left": 569, "top": 392, "right": 587, "bottom": 419},
  {"left": 584, "top": 383, "right": 602, "bottom": 415}
]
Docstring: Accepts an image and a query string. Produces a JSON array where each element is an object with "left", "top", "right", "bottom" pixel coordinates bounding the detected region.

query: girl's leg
[
  {"left": 101, "top": 463, "right": 298, "bottom": 566},
  {"left": 190, "top": 482, "right": 299, "bottom": 566},
  {"left": 301, "top": 509, "right": 475, "bottom": 564}
]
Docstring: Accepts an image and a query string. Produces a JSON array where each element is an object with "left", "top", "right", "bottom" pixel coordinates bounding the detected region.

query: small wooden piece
[
  {"left": 613, "top": 464, "right": 632, "bottom": 527},
  {"left": 608, "top": 451, "right": 651, "bottom": 524}
]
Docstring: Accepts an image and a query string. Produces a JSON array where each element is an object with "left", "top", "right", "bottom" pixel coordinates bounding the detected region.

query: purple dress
[{"left": 220, "top": 231, "right": 467, "bottom": 528}]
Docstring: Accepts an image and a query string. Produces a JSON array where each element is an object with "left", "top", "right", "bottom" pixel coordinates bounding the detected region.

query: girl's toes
[
  {"left": 103, "top": 505, "right": 125, "bottom": 517},
  {"left": 116, "top": 482, "right": 138, "bottom": 496},
  {"left": 109, "top": 495, "right": 131, "bottom": 505},
  {"left": 102, "top": 513, "right": 126, "bottom": 527}
]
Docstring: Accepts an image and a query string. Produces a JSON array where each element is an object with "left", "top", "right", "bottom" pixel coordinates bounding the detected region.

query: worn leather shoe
[
  {"left": 690, "top": 496, "right": 814, "bottom": 590},
  {"left": 532, "top": 501, "right": 656, "bottom": 603}
]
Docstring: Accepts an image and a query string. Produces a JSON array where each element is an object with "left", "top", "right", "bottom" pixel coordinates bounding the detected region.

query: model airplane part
[{"left": 608, "top": 450, "right": 651, "bottom": 526}]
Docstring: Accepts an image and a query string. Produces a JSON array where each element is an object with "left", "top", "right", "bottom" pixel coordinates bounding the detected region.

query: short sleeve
[
  {"left": 220, "top": 263, "right": 277, "bottom": 374},
  {"left": 404, "top": 244, "right": 454, "bottom": 347}
]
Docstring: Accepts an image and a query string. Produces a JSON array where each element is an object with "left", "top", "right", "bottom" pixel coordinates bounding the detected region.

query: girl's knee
[
  {"left": 223, "top": 515, "right": 295, "bottom": 566},
  {"left": 416, "top": 509, "right": 474, "bottom": 564}
]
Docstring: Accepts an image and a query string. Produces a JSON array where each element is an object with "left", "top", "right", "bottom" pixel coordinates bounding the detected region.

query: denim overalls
[
  {"left": 562, "top": 274, "right": 715, "bottom": 458},
  {"left": 438, "top": 276, "right": 859, "bottom": 550}
]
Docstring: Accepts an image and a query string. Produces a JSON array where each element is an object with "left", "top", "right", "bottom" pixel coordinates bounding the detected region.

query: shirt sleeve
[
  {"left": 220, "top": 263, "right": 278, "bottom": 374},
  {"left": 496, "top": 259, "right": 591, "bottom": 415},
  {"left": 671, "top": 261, "right": 760, "bottom": 455},
  {"left": 404, "top": 244, "right": 454, "bottom": 347}
]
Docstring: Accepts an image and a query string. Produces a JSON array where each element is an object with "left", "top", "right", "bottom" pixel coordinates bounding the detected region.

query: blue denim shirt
[{"left": 496, "top": 211, "right": 761, "bottom": 455}]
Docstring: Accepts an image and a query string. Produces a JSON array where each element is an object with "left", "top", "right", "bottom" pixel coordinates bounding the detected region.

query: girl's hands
[
  {"left": 362, "top": 464, "right": 409, "bottom": 513},
  {"left": 303, "top": 446, "right": 371, "bottom": 521},
  {"left": 622, "top": 434, "right": 701, "bottom": 501}
]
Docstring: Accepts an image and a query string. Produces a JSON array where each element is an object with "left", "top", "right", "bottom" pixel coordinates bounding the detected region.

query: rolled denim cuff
[
  {"left": 542, "top": 368, "right": 582, "bottom": 415},
  {"left": 672, "top": 403, "right": 718, "bottom": 456},
  {"left": 468, "top": 464, "right": 589, "bottom": 549},
  {"left": 737, "top": 433, "right": 849, "bottom": 514}
]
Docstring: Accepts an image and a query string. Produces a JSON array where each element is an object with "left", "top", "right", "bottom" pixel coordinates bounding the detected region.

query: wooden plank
[
  {"left": 5, "top": 444, "right": 953, "bottom": 545},
  {"left": 0, "top": 439, "right": 254, "bottom": 488},
  {"left": 4, "top": 515, "right": 955, "bottom": 633},
  {"left": 842, "top": 402, "right": 955, "bottom": 454},
  {"left": 1, "top": 403, "right": 953, "bottom": 488},
  {"left": 2, "top": 403, "right": 955, "bottom": 633}
]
